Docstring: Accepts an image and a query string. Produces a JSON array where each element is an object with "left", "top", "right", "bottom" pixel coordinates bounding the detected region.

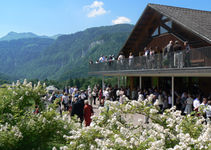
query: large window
[
  {"left": 160, "top": 26, "right": 168, "bottom": 34},
  {"left": 152, "top": 27, "right": 159, "bottom": 36},
  {"left": 165, "top": 21, "right": 172, "bottom": 28},
  {"left": 151, "top": 17, "right": 172, "bottom": 37},
  {"left": 161, "top": 16, "right": 168, "bottom": 20}
]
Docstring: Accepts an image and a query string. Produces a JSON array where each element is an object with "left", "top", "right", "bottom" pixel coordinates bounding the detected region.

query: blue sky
[{"left": 0, "top": 0, "right": 211, "bottom": 37}]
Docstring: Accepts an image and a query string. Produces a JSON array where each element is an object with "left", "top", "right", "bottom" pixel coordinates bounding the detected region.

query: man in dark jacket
[{"left": 71, "top": 96, "right": 84, "bottom": 123}]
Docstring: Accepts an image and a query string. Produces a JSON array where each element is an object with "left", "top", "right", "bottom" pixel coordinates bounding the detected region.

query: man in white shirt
[
  {"left": 193, "top": 95, "right": 201, "bottom": 111},
  {"left": 62, "top": 93, "right": 69, "bottom": 111},
  {"left": 104, "top": 88, "right": 110, "bottom": 100},
  {"left": 205, "top": 101, "right": 211, "bottom": 121}
]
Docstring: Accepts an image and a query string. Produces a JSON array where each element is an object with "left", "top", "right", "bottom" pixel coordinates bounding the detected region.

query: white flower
[
  {"left": 154, "top": 99, "right": 159, "bottom": 106},
  {"left": 13, "top": 91, "right": 17, "bottom": 96},
  {"left": 43, "top": 82, "right": 46, "bottom": 87},
  {"left": 16, "top": 80, "right": 20, "bottom": 86},
  {"left": 37, "top": 81, "right": 41, "bottom": 87},
  {"left": 125, "top": 103, "right": 132, "bottom": 111},
  {"left": 42, "top": 118, "right": 47, "bottom": 123},
  {"left": 25, "top": 91, "right": 29, "bottom": 96},
  {"left": 23, "top": 79, "right": 27, "bottom": 85},
  {"left": 150, "top": 108, "right": 158, "bottom": 114},
  {"left": 26, "top": 82, "right": 32, "bottom": 88},
  {"left": 60, "top": 146, "right": 68, "bottom": 150},
  {"left": 52, "top": 147, "right": 57, "bottom": 150}
]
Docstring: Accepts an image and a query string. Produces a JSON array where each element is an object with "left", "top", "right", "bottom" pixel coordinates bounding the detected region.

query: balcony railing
[{"left": 89, "top": 46, "right": 211, "bottom": 73}]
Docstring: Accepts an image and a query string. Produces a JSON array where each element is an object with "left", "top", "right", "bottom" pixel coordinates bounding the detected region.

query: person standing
[
  {"left": 205, "top": 101, "right": 211, "bottom": 121},
  {"left": 184, "top": 94, "right": 193, "bottom": 114},
  {"left": 71, "top": 96, "right": 84, "bottom": 124},
  {"left": 87, "top": 86, "right": 93, "bottom": 106},
  {"left": 166, "top": 40, "right": 174, "bottom": 68},
  {"left": 173, "top": 41, "right": 183, "bottom": 68},
  {"left": 83, "top": 100, "right": 94, "bottom": 127},
  {"left": 184, "top": 41, "right": 191, "bottom": 67},
  {"left": 62, "top": 93, "right": 69, "bottom": 111},
  {"left": 149, "top": 48, "right": 155, "bottom": 69},
  {"left": 63, "top": 86, "right": 69, "bottom": 94},
  {"left": 92, "top": 86, "right": 97, "bottom": 105},
  {"left": 34, "top": 105, "right": 39, "bottom": 114},
  {"left": 144, "top": 47, "right": 150, "bottom": 69},
  {"left": 118, "top": 53, "right": 125, "bottom": 62},
  {"left": 168, "top": 93, "right": 172, "bottom": 108},
  {"left": 128, "top": 52, "right": 134, "bottom": 67},
  {"left": 200, "top": 97, "right": 208, "bottom": 117},
  {"left": 193, "top": 95, "right": 201, "bottom": 111}
]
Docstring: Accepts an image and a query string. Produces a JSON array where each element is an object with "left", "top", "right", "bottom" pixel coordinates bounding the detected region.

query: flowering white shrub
[
  {"left": 0, "top": 123, "right": 23, "bottom": 149},
  {"left": 62, "top": 96, "right": 211, "bottom": 150},
  {"left": 0, "top": 81, "right": 210, "bottom": 150},
  {"left": 0, "top": 80, "right": 76, "bottom": 150}
]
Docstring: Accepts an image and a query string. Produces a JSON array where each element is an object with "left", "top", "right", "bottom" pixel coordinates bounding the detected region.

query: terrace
[{"left": 89, "top": 46, "right": 211, "bottom": 77}]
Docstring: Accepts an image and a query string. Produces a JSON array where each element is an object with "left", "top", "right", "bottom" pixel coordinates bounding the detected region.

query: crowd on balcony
[
  {"left": 89, "top": 40, "right": 192, "bottom": 69},
  {"left": 89, "top": 54, "right": 116, "bottom": 64}
]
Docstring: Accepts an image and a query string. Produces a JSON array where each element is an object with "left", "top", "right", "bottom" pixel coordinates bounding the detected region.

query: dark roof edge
[
  {"left": 148, "top": 4, "right": 211, "bottom": 43},
  {"left": 148, "top": 3, "right": 211, "bottom": 13}
]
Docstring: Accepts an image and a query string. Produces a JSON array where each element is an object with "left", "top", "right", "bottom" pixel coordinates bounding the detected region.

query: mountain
[
  {"left": 50, "top": 34, "right": 63, "bottom": 39},
  {"left": 0, "top": 24, "right": 134, "bottom": 80},
  {"left": 0, "top": 38, "right": 55, "bottom": 78},
  {"left": 0, "top": 31, "right": 50, "bottom": 41}
]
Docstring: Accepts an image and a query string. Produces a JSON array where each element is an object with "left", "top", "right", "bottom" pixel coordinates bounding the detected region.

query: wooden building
[{"left": 89, "top": 4, "right": 211, "bottom": 104}]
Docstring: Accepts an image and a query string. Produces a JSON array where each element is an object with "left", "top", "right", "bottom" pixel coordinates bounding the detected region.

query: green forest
[{"left": 0, "top": 24, "right": 134, "bottom": 88}]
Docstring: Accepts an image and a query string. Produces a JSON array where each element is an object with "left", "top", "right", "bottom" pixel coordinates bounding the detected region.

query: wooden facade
[
  {"left": 89, "top": 4, "right": 211, "bottom": 96},
  {"left": 119, "top": 4, "right": 211, "bottom": 96},
  {"left": 120, "top": 4, "right": 211, "bottom": 57}
]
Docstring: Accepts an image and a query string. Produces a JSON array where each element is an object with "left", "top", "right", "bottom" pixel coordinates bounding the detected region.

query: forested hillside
[
  {"left": 0, "top": 24, "right": 134, "bottom": 80},
  {"left": 0, "top": 72, "right": 10, "bottom": 84}
]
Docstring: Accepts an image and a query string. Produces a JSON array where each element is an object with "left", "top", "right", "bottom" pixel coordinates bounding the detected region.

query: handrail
[{"left": 89, "top": 46, "right": 211, "bottom": 72}]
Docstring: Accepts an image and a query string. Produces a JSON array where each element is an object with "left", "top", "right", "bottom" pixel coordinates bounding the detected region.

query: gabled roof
[
  {"left": 120, "top": 4, "right": 211, "bottom": 55},
  {"left": 149, "top": 3, "right": 211, "bottom": 43}
]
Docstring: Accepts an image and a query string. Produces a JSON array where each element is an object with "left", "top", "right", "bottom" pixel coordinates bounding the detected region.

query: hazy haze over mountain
[{"left": 0, "top": 32, "right": 61, "bottom": 41}]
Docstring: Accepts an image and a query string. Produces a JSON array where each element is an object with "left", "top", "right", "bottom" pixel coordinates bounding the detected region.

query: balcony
[{"left": 89, "top": 46, "right": 211, "bottom": 77}]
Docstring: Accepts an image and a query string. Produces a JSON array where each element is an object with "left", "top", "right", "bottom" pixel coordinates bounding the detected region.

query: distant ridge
[{"left": 0, "top": 31, "right": 56, "bottom": 41}]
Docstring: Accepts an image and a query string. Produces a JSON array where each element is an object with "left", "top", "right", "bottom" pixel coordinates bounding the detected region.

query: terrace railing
[{"left": 89, "top": 46, "right": 211, "bottom": 72}]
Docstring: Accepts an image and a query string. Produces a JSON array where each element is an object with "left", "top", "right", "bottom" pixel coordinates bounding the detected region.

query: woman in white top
[
  {"left": 128, "top": 52, "right": 134, "bottom": 66},
  {"left": 184, "top": 94, "right": 193, "bottom": 114},
  {"left": 118, "top": 53, "right": 125, "bottom": 64},
  {"left": 158, "top": 94, "right": 164, "bottom": 111},
  {"left": 168, "top": 94, "right": 172, "bottom": 108}
]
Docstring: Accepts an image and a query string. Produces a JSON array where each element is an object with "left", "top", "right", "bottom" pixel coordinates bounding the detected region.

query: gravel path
[{"left": 92, "top": 102, "right": 147, "bottom": 125}]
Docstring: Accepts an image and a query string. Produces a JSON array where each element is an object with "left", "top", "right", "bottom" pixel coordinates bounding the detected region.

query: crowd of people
[
  {"left": 89, "top": 40, "right": 193, "bottom": 69},
  {"left": 48, "top": 86, "right": 94, "bottom": 126},
  {"left": 46, "top": 84, "right": 211, "bottom": 126},
  {"left": 89, "top": 54, "right": 116, "bottom": 64}
]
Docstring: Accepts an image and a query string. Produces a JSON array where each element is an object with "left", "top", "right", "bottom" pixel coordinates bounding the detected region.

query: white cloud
[
  {"left": 84, "top": 1, "right": 108, "bottom": 18},
  {"left": 112, "top": 16, "right": 131, "bottom": 24}
]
